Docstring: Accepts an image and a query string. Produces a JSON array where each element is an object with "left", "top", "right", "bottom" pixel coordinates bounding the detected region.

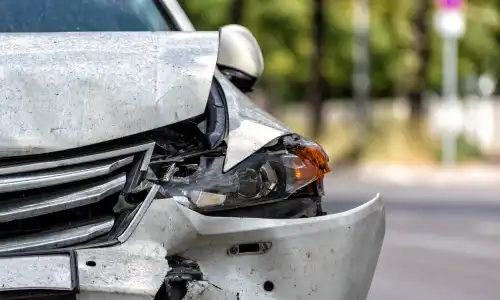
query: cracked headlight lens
[{"left": 161, "top": 137, "right": 330, "bottom": 211}]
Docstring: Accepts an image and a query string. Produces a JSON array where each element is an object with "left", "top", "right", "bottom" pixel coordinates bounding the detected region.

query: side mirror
[{"left": 217, "top": 24, "right": 264, "bottom": 93}]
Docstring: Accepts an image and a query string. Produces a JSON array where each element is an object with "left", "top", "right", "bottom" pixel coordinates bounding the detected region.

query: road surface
[{"left": 323, "top": 181, "right": 500, "bottom": 300}]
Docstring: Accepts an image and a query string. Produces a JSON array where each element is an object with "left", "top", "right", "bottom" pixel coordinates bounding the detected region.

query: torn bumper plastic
[
  {"left": 0, "top": 241, "right": 170, "bottom": 300},
  {"left": 75, "top": 241, "right": 169, "bottom": 300}
]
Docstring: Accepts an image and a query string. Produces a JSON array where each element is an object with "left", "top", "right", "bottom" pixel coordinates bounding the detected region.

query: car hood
[{"left": 0, "top": 31, "right": 219, "bottom": 156}]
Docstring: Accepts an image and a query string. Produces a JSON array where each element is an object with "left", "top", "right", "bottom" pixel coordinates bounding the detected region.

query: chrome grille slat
[
  {"left": 0, "top": 174, "right": 126, "bottom": 223},
  {"left": 0, "top": 142, "right": 155, "bottom": 176},
  {"left": 0, "top": 142, "right": 155, "bottom": 253},
  {"left": 0, "top": 156, "right": 133, "bottom": 193},
  {"left": 0, "top": 216, "right": 115, "bottom": 254}
]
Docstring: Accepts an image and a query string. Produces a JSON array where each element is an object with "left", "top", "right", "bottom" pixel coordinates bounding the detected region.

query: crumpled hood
[{"left": 0, "top": 31, "right": 219, "bottom": 156}]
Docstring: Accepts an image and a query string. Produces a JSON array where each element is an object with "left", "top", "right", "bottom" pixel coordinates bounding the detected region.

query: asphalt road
[{"left": 323, "top": 182, "right": 500, "bottom": 300}]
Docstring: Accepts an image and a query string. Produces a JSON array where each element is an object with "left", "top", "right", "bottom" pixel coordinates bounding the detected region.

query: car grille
[{"left": 0, "top": 142, "right": 155, "bottom": 254}]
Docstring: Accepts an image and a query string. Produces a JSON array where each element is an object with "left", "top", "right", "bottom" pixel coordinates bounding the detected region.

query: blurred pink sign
[{"left": 437, "top": 0, "right": 464, "bottom": 10}]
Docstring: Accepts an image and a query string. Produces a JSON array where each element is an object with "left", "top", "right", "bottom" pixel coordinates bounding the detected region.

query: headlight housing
[{"left": 159, "top": 136, "right": 330, "bottom": 211}]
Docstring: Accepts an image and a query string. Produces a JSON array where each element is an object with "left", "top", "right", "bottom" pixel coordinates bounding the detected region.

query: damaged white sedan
[{"left": 0, "top": 0, "right": 385, "bottom": 299}]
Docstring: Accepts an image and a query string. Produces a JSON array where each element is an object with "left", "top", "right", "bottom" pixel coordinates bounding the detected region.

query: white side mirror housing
[{"left": 217, "top": 24, "right": 264, "bottom": 93}]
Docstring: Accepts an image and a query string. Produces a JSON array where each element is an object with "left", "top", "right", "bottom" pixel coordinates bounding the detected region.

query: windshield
[{"left": 0, "top": 0, "right": 171, "bottom": 32}]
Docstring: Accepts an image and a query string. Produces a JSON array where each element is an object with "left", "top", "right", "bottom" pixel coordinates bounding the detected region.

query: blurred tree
[
  {"left": 371, "top": 0, "right": 414, "bottom": 96},
  {"left": 408, "top": 0, "right": 431, "bottom": 121},
  {"left": 309, "top": 0, "right": 325, "bottom": 139},
  {"left": 230, "top": 0, "right": 245, "bottom": 24},
  {"left": 460, "top": 1, "right": 500, "bottom": 86},
  {"left": 180, "top": 0, "right": 500, "bottom": 103},
  {"left": 180, "top": 0, "right": 230, "bottom": 30}
]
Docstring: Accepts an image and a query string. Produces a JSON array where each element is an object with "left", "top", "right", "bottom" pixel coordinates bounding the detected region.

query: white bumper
[
  {"left": 22, "top": 194, "right": 384, "bottom": 300},
  {"left": 75, "top": 241, "right": 169, "bottom": 300},
  {"left": 179, "top": 195, "right": 385, "bottom": 299},
  {"left": 89, "top": 193, "right": 385, "bottom": 300}
]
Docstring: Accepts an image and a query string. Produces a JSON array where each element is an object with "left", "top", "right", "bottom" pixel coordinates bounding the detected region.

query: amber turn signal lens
[{"left": 291, "top": 141, "right": 331, "bottom": 179}]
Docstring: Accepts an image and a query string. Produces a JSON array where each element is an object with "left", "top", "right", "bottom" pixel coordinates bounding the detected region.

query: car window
[{"left": 0, "top": 0, "right": 172, "bottom": 32}]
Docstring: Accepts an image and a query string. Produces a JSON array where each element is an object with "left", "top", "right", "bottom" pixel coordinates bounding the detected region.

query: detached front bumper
[
  {"left": 0, "top": 194, "right": 385, "bottom": 300},
  {"left": 130, "top": 193, "right": 384, "bottom": 300},
  {"left": 173, "top": 194, "right": 385, "bottom": 300}
]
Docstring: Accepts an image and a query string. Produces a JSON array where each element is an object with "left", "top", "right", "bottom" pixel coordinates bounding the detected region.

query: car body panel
[
  {"left": 159, "top": 0, "right": 196, "bottom": 31},
  {"left": 0, "top": 31, "right": 218, "bottom": 156}
]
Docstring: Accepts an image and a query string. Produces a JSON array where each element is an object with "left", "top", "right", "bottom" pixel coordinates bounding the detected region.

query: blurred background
[
  {"left": 180, "top": 0, "right": 500, "bottom": 166},
  {"left": 180, "top": 0, "right": 500, "bottom": 299}
]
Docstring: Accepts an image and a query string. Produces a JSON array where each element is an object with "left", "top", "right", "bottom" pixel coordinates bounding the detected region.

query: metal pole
[
  {"left": 442, "top": 36, "right": 458, "bottom": 167},
  {"left": 353, "top": 0, "right": 370, "bottom": 142}
]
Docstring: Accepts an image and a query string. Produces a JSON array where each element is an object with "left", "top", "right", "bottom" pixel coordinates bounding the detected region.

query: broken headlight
[{"left": 159, "top": 137, "right": 331, "bottom": 211}]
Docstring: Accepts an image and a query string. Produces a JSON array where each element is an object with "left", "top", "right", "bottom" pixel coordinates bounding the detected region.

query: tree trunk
[
  {"left": 353, "top": 0, "right": 371, "bottom": 148},
  {"left": 230, "top": 0, "right": 245, "bottom": 24},
  {"left": 309, "top": 0, "right": 325, "bottom": 139},
  {"left": 409, "top": 0, "right": 431, "bottom": 120}
]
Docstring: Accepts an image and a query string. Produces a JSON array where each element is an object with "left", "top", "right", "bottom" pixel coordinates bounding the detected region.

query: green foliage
[
  {"left": 180, "top": 0, "right": 500, "bottom": 101},
  {"left": 433, "top": 134, "right": 484, "bottom": 162}
]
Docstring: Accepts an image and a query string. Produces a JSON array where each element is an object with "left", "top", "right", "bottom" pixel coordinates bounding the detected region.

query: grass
[
  {"left": 279, "top": 113, "right": 483, "bottom": 165},
  {"left": 362, "top": 119, "right": 439, "bottom": 164}
]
